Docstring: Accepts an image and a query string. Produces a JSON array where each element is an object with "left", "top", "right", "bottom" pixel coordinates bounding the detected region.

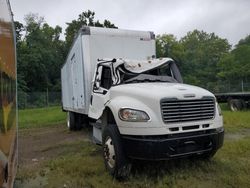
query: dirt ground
[
  {"left": 18, "top": 124, "right": 91, "bottom": 166},
  {"left": 15, "top": 124, "right": 93, "bottom": 187},
  {"left": 16, "top": 124, "right": 250, "bottom": 171}
]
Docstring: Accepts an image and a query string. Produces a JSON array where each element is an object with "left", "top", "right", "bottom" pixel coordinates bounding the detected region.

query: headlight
[{"left": 119, "top": 108, "right": 150, "bottom": 122}]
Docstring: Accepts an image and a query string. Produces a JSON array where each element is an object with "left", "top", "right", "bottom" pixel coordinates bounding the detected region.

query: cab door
[{"left": 88, "top": 65, "right": 112, "bottom": 119}]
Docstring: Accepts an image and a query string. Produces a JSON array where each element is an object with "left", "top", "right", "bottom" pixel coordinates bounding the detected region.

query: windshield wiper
[
  {"left": 125, "top": 79, "right": 167, "bottom": 84},
  {"left": 124, "top": 74, "right": 178, "bottom": 84},
  {"left": 125, "top": 79, "right": 144, "bottom": 84}
]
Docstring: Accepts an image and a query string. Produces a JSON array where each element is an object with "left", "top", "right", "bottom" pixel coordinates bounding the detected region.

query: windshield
[
  {"left": 119, "top": 63, "right": 179, "bottom": 84},
  {"left": 96, "top": 58, "right": 183, "bottom": 87}
]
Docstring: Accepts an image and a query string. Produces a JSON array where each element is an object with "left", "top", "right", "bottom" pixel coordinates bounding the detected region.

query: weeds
[{"left": 16, "top": 107, "right": 250, "bottom": 187}]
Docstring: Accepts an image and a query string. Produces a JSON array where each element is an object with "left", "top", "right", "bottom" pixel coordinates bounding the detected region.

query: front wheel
[{"left": 102, "top": 125, "right": 131, "bottom": 179}]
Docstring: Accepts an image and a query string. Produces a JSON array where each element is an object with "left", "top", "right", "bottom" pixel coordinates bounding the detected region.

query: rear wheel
[
  {"left": 102, "top": 124, "right": 131, "bottom": 179},
  {"left": 228, "top": 99, "right": 245, "bottom": 111},
  {"left": 67, "top": 111, "right": 76, "bottom": 131},
  {"left": 67, "top": 112, "right": 87, "bottom": 131},
  {"left": 78, "top": 114, "right": 89, "bottom": 129}
]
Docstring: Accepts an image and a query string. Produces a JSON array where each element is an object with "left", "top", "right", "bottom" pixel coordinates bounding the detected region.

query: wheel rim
[
  {"left": 230, "top": 102, "right": 237, "bottom": 111},
  {"left": 231, "top": 105, "right": 237, "bottom": 111},
  {"left": 104, "top": 136, "right": 115, "bottom": 168}
]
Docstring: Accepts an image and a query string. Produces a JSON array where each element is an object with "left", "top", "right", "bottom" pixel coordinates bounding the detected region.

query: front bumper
[{"left": 121, "top": 128, "right": 224, "bottom": 160}]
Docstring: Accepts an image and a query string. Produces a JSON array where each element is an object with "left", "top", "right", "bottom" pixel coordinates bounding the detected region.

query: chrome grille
[{"left": 161, "top": 98, "right": 215, "bottom": 123}]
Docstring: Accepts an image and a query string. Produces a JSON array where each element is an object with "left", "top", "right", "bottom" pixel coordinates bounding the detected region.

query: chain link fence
[
  {"left": 211, "top": 81, "right": 250, "bottom": 93},
  {"left": 17, "top": 81, "right": 250, "bottom": 109},
  {"left": 18, "top": 91, "right": 61, "bottom": 109}
]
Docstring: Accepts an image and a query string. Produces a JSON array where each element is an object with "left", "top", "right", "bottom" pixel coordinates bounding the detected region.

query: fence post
[
  {"left": 46, "top": 88, "right": 49, "bottom": 107},
  {"left": 241, "top": 80, "right": 244, "bottom": 92}
]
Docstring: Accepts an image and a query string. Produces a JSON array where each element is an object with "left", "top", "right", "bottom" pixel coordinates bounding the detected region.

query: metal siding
[
  {"left": 82, "top": 35, "right": 91, "bottom": 114},
  {"left": 75, "top": 39, "right": 85, "bottom": 110},
  {"left": 62, "top": 36, "right": 83, "bottom": 112}
]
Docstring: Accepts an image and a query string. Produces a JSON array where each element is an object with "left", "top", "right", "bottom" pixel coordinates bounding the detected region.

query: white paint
[{"left": 106, "top": 83, "right": 222, "bottom": 135}]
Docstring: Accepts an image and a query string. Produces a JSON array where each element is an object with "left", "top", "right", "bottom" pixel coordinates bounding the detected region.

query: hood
[{"left": 110, "top": 82, "right": 214, "bottom": 101}]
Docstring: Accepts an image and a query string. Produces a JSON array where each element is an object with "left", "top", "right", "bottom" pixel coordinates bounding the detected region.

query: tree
[
  {"left": 156, "top": 30, "right": 231, "bottom": 91},
  {"left": 237, "top": 35, "right": 250, "bottom": 47},
  {"left": 65, "top": 10, "right": 117, "bottom": 51},
  {"left": 156, "top": 34, "right": 183, "bottom": 59},
  {"left": 218, "top": 34, "right": 250, "bottom": 91},
  {"left": 156, "top": 34, "right": 185, "bottom": 73},
  {"left": 179, "top": 30, "right": 231, "bottom": 89},
  {"left": 16, "top": 13, "right": 66, "bottom": 93},
  {"left": 15, "top": 11, "right": 118, "bottom": 107},
  {"left": 15, "top": 21, "right": 29, "bottom": 108},
  {"left": 14, "top": 21, "right": 24, "bottom": 43}
]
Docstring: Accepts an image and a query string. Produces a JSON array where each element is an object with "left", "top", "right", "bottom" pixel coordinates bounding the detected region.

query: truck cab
[{"left": 89, "top": 58, "right": 224, "bottom": 178}]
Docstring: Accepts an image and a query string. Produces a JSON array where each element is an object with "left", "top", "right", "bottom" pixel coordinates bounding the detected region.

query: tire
[
  {"left": 228, "top": 99, "right": 243, "bottom": 111},
  {"left": 78, "top": 114, "right": 89, "bottom": 128},
  {"left": 67, "top": 111, "right": 76, "bottom": 131},
  {"left": 74, "top": 113, "right": 82, "bottom": 131},
  {"left": 241, "top": 100, "right": 247, "bottom": 109},
  {"left": 67, "top": 112, "right": 86, "bottom": 131},
  {"left": 102, "top": 124, "right": 131, "bottom": 179}
]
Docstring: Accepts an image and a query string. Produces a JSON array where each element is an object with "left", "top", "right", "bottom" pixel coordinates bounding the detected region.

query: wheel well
[
  {"left": 100, "top": 107, "right": 117, "bottom": 128},
  {"left": 104, "top": 107, "right": 116, "bottom": 125}
]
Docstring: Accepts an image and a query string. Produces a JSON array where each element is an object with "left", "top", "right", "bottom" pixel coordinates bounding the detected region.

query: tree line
[
  {"left": 16, "top": 11, "right": 117, "bottom": 107},
  {"left": 15, "top": 10, "right": 250, "bottom": 107},
  {"left": 156, "top": 31, "right": 250, "bottom": 92}
]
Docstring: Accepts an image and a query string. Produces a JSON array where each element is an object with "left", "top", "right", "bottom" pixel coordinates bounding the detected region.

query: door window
[{"left": 100, "top": 66, "right": 112, "bottom": 90}]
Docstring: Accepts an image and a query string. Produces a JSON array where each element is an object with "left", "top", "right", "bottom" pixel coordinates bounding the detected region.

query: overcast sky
[{"left": 10, "top": 0, "right": 250, "bottom": 46}]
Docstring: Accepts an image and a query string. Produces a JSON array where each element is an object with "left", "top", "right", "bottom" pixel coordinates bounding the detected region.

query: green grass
[
  {"left": 17, "top": 106, "right": 250, "bottom": 187},
  {"left": 223, "top": 111, "right": 250, "bottom": 132},
  {"left": 18, "top": 106, "right": 66, "bottom": 129},
  {"left": 219, "top": 103, "right": 250, "bottom": 132},
  {"left": 17, "top": 137, "right": 250, "bottom": 188}
]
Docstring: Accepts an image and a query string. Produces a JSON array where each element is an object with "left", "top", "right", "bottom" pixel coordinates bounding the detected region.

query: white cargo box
[{"left": 61, "top": 26, "right": 156, "bottom": 114}]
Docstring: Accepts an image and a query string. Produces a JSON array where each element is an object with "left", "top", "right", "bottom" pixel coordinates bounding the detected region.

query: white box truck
[{"left": 61, "top": 26, "right": 224, "bottom": 178}]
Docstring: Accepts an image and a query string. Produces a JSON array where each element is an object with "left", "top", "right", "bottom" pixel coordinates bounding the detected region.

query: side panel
[
  {"left": 61, "top": 36, "right": 85, "bottom": 113},
  {"left": 61, "top": 63, "right": 72, "bottom": 109},
  {"left": 61, "top": 64, "right": 70, "bottom": 109},
  {"left": 0, "top": 0, "right": 17, "bottom": 186}
]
